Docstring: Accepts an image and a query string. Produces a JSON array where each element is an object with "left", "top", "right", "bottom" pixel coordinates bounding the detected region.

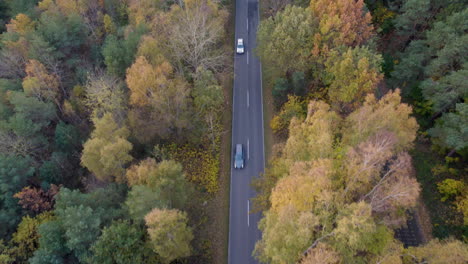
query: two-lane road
[{"left": 228, "top": 0, "right": 264, "bottom": 263}]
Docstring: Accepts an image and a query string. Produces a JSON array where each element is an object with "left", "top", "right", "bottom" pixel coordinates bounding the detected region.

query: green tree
[
  {"left": 91, "top": 220, "right": 156, "bottom": 264},
  {"left": 125, "top": 185, "right": 167, "bottom": 221},
  {"left": 59, "top": 205, "right": 101, "bottom": 263},
  {"left": 429, "top": 103, "right": 468, "bottom": 155},
  {"left": 0, "top": 154, "right": 34, "bottom": 237},
  {"left": 37, "top": 11, "right": 87, "bottom": 59},
  {"left": 54, "top": 186, "right": 127, "bottom": 227},
  {"left": 257, "top": 5, "right": 316, "bottom": 78},
  {"left": 29, "top": 220, "right": 68, "bottom": 264},
  {"left": 81, "top": 113, "right": 133, "bottom": 182},
  {"left": 54, "top": 121, "right": 80, "bottom": 154},
  {"left": 393, "top": 0, "right": 443, "bottom": 43},
  {"left": 272, "top": 78, "right": 290, "bottom": 104},
  {"left": 144, "top": 208, "right": 193, "bottom": 264},
  {"left": 126, "top": 159, "right": 191, "bottom": 209},
  {"left": 102, "top": 25, "right": 147, "bottom": 76},
  {"left": 421, "top": 69, "right": 467, "bottom": 114}
]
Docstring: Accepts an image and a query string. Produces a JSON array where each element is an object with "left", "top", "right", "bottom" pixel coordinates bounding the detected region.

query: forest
[
  {"left": 0, "top": 0, "right": 466, "bottom": 263},
  {"left": 0, "top": 0, "right": 231, "bottom": 263},
  {"left": 253, "top": 0, "right": 467, "bottom": 263}
]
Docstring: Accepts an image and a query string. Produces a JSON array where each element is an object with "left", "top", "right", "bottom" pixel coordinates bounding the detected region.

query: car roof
[{"left": 236, "top": 144, "right": 242, "bottom": 152}]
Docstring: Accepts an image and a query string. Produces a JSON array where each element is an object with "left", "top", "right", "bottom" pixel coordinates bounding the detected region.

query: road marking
[
  {"left": 247, "top": 19, "right": 249, "bottom": 31},
  {"left": 247, "top": 90, "right": 249, "bottom": 108},
  {"left": 247, "top": 200, "right": 250, "bottom": 227},
  {"left": 247, "top": 51, "right": 249, "bottom": 64},
  {"left": 247, "top": 138, "right": 250, "bottom": 160}
]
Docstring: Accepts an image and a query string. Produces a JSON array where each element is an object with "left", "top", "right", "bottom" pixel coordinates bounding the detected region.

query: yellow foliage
[
  {"left": 6, "top": 14, "right": 36, "bottom": 35},
  {"left": 168, "top": 145, "right": 219, "bottom": 193}
]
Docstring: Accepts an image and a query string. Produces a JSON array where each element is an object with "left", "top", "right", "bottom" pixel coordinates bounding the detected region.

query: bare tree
[{"left": 161, "top": 0, "right": 229, "bottom": 73}]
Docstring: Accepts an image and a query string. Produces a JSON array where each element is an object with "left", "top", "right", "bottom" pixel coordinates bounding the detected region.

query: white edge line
[
  {"left": 248, "top": 200, "right": 250, "bottom": 227},
  {"left": 247, "top": 138, "right": 250, "bottom": 160},
  {"left": 258, "top": 1, "right": 266, "bottom": 170}
]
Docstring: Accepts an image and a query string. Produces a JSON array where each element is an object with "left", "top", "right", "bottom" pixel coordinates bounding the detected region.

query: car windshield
[{"left": 237, "top": 44, "right": 243, "bottom": 48}]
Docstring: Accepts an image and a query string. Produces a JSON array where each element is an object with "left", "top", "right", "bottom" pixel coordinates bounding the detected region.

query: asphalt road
[{"left": 228, "top": 0, "right": 264, "bottom": 263}]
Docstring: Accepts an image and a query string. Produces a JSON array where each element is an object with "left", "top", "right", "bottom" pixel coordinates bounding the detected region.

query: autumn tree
[
  {"left": 309, "top": 0, "right": 374, "bottom": 56},
  {"left": 324, "top": 46, "right": 383, "bottom": 111},
  {"left": 6, "top": 13, "right": 36, "bottom": 35},
  {"left": 126, "top": 56, "right": 191, "bottom": 141},
  {"left": 343, "top": 133, "right": 420, "bottom": 226},
  {"left": 136, "top": 35, "right": 166, "bottom": 67},
  {"left": 14, "top": 185, "right": 60, "bottom": 214},
  {"left": 144, "top": 208, "right": 193, "bottom": 264},
  {"left": 84, "top": 71, "right": 126, "bottom": 120},
  {"left": 8, "top": 212, "right": 54, "bottom": 263},
  {"left": 126, "top": 56, "right": 172, "bottom": 107},
  {"left": 342, "top": 89, "right": 418, "bottom": 150},
  {"left": 127, "top": 0, "right": 164, "bottom": 26},
  {"left": 254, "top": 205, "right": 318, "bottom": 264},
  {"left": 255, "top": 90, "right": 423, "bottom": 263},
  {"left": 22, "top": 59, "right": 60, "bottom": 106},
  {"left": 300, "top": 243, "right": 341, "bottom": 264},
  {"left": 404, "top": 238, "right": 468, "bottom": 263},
  {"left": 270, "top": 159, "right": 334, "bottom": 214},
  {"left": 270, "top": 95, "right": 306, "bottom": 135},
  {"left": 332, "top": 202, "right": 393, "bottom": 261},
  {"left": 283, "top": 100, "right": 339, "bottom": 162},
  {"left": 81, "top": 113, "right": 133, "bottom": 182}
]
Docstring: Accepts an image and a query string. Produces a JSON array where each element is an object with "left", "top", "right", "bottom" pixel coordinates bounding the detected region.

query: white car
[{"left": 236, "top": 38, "right": 244, "bottom": 54}]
